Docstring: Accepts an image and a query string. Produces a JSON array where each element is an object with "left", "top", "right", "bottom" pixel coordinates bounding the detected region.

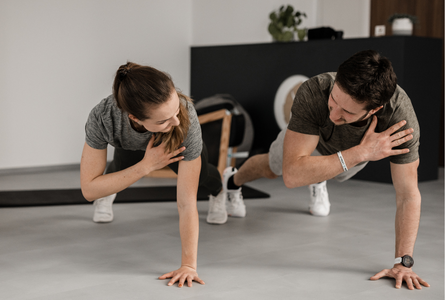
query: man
[{"left": 218, "top": 50, "right": 430, "bottom": 290}]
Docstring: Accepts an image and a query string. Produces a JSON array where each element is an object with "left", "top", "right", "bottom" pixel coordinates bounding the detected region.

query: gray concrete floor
[{"left": 0, "top": 167, "right": 443, "bottom": 300}]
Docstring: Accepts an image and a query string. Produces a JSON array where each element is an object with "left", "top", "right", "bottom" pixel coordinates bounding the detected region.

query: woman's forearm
[
  {"left": 81, "top": 162, "right": 147, "bottom": 201},
  {"left": 178, "top": 206, "right": 200, "bottom": 269},
  {"left": 175, "top": 158, "right": 202, "bottom": 269}
]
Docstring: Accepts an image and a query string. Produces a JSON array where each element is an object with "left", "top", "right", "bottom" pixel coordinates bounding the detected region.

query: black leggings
[{"left": 106, "top": 143, "right": 222, "bottom": 196}]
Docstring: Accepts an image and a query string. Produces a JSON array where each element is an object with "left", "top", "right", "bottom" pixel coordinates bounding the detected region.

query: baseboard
[{"left": 0, "top": 164, "right": 81, "bottom": 176}]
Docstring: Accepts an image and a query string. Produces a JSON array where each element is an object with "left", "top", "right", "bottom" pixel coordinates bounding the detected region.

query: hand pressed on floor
[{"left": 159, "top": 265, "right": 205, "bottom": 288}]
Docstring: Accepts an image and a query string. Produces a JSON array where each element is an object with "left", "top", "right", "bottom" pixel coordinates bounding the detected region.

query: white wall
[
  {"left": 0, "top": 0, "right": 191, "bottom": 170},
  {"left": 192, "top": 0, "right": 370, "bottom": 46},
  {"left": 1, "top": 0, "right": 369, "bottom": 171},
  {"left": 192, "top": 0, "right": 317, "bottom": 46},
  {"left": 317, "top": 0, "right": 370, "bottom": 39}
]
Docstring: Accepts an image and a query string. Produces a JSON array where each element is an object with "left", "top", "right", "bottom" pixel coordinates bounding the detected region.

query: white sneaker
[
  {"left": 93, "top": 193, "right": 116, "bottom": 223},
  {"left": 223, "top": 167, "right": 246, "bottom": 218},
  {"left": 206, "top": 191, "right": 227, "bottom": 224},
  {"left": 308, "top": 181, "right": 330, "bottom": 217}
]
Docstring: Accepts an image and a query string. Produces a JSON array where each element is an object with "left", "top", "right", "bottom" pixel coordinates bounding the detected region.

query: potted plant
[
  {"left": 268, "top": 5, "right": 307, "bottom": 42},
  {"left": 387, "top": 13, "right": 418, "bottom": 35}
]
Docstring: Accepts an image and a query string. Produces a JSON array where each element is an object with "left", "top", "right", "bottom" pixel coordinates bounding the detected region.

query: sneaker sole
[
  {"left": 206, "top": 216, "right": 228, "bottom": 224},
  {"left": 93, "top": 215, "right": 114, "bottom": 223},
  {"left": 227, "top": 207, "right": 246, "bottom": 218},
  {"left": 309, "top": 210, "right": 329, "bottom": 217},
  {"left": 228, "top": 213, "right": 246, "bottom": 218}
]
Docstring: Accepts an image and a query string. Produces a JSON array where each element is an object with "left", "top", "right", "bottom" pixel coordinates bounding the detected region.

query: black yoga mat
[{"left": 0, "top": 185, "right": 269, "bottom": 207}]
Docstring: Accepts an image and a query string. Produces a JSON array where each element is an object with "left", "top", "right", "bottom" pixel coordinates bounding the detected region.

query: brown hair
[
  {"left": 112, "top": 62, "right": 191, "bottom": 153},
  {"left": 335, "top": 50, "right": 397, "bottom": 110}
]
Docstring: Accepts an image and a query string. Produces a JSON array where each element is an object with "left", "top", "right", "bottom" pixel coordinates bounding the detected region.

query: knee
[
  {"left": 264, "top": 167, "right": 278, "bottom": 179},
  {"left": 262, "top": 154, "right": 279, "bottom": 179}
]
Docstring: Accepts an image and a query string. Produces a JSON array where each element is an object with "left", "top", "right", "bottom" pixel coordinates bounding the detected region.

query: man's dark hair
[{"left": 335, "top": 50, "right": 397, "bottom": 110}]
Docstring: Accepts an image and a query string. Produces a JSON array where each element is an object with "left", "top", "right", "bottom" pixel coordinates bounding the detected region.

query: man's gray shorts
[{"left": 269, "top": 128, "right": 368, "bottom": 182}]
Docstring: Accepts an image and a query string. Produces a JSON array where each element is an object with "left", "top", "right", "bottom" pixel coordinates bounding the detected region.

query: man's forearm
[
  {"left": 283, "top": 145, "right": 363, "bottom": 188},
  {"left": 395, "top": 193, "right": 421, "bottom": 258}
]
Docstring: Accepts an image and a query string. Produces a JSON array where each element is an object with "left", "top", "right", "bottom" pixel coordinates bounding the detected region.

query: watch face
[{"left": 402, "top": 255, "right": 414, "bottom": 268}]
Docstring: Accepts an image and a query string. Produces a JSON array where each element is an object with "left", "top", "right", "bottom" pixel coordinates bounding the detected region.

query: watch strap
[{"left": 394, "top": 257, "right": 403, "bottom": 264}]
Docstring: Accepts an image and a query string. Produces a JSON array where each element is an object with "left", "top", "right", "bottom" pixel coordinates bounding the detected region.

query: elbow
[
  {"left": 283, "top": 176, "right": 295, "bottom": 189},
  {"left": 282, "top": 168, "right": 303, "bottom": 189},
  {"left": 282, "top": 155, "right": 307, "bottom": 188},
  {"left": 396, "top": 192, "right": 422, "bottom": 208},
  {"left": 177, "top": 201, "right": 199, "bottom": 216},
  {"left": 81, "top": 186, "right": 96, "bottom": 202}
]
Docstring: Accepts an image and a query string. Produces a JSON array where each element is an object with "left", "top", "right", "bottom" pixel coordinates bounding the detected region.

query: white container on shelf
[{"left": 392, "top": 18, "right": 413, "bottom": 35}]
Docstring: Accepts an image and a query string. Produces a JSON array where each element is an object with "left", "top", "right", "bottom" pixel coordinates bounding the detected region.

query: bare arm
[
  {"left": 392, "top": 160, "right": 421, "bottom": 259},
  {"left": 177, "top": 157, "right": 201, "bottom": 270},
  {"left": 282, "top": 129, "right": 366, "bottom": 187},
  {"left": 283, "top": 116, "right": 414, "bottom": 188},
  {"left": 282, "top": 129, "right": 345, "bottom": 187},
  {"left": 370, "top": 160, "right": 429, "bottom": 290},
  {"left": 80, "top": 136, "right": 185, "bottom": 201},
  {"left": 159, "top": 157, "right": 205, "bottom": 287}
]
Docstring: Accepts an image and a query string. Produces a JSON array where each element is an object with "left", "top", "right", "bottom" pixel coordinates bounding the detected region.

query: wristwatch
[{"left": 394, "top": 255, "right": 414, "bottom": 268}]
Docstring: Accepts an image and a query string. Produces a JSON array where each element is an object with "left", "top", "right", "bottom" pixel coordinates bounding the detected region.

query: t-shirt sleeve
[
  {"left": 85, "top": 106, "right": 109, "bottom": 150},
  {"left": 181, "top": 101, "right": 202, "bottom": 161},
  {"left": 287, "top": 78, "right": 327, "bottom": 135},
  {"left": 385, "top": 95, "right": 420, "bottom": 164}
]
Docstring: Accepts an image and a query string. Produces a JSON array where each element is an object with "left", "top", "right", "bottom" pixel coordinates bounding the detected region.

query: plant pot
[
  {"left": 392, "top": 18, "right": 413, "bottom": 35},
  {"left": 296, "top": 28, "right": 306, "bottom": 41},
  {"left": 275, "top": 30, "right": 295, "bottom": 42}
]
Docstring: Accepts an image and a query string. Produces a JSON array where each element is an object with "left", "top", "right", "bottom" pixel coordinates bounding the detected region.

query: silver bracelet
[{"left": 337, "top": 151, "right": 348, "bottom": 172}]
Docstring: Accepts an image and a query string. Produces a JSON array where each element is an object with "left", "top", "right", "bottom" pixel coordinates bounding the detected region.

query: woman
[{"left": 80, "top": 62, "right": 242, "bottom": 287}]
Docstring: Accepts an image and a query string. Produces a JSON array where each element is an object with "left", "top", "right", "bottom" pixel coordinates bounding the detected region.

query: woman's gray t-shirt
[
  {"left": 85, "top": 95, "right": 202, "bottom": 161},
  {"left": 288, "top": 72, "right": 420, "bottom": 164}
]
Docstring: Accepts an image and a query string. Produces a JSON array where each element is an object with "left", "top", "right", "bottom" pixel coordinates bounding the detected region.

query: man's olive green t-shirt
[{"left": 288, "top": 72, "right": 420, "bottom": 164}]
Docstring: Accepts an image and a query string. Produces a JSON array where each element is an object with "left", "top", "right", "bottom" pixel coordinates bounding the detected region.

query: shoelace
[
  {"left": 311, "top": 186, "right": 317, "bottom": 198},
  {"left": 210, "top": 195, "right": 226, "bottom": 212},
  {"left": 228, "top": 191, "right": 243, "bottom": 204},
  {"left": 311, "top": 185, "right": 326, "bottom": 204}
]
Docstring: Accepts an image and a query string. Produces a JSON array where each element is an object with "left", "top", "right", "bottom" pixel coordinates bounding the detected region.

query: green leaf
[
  {"left": 286, "top": 15, "right": 294, "bottom": 27},
  {"left": 269, "top": 12, "right": 277, "bottom": 21},
  {"left": 268, "top": 23, "right": 280, "bottom": 36},
  {"left": 286, "top": 5, "right": 294, "bottom": 14}
]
